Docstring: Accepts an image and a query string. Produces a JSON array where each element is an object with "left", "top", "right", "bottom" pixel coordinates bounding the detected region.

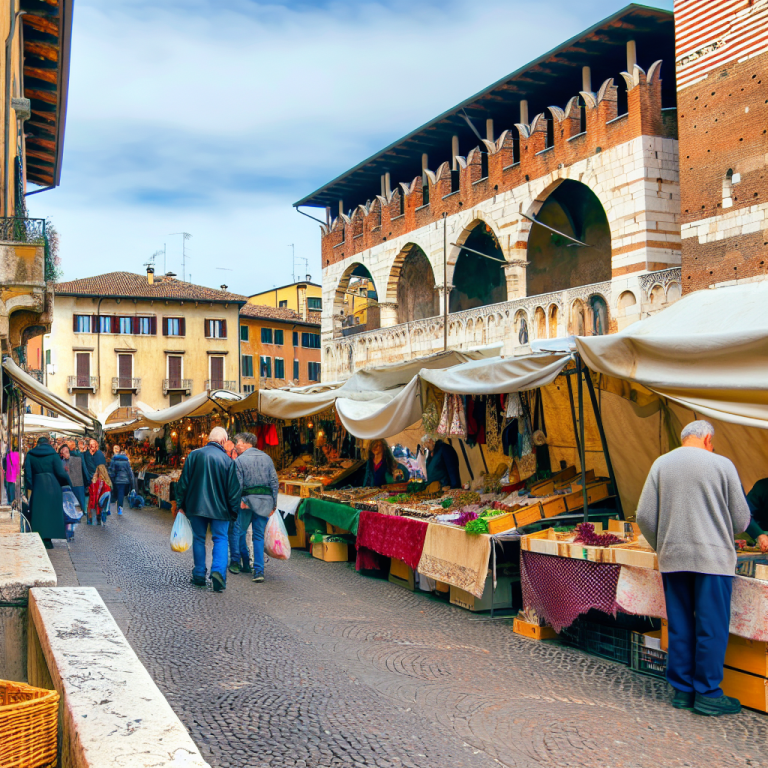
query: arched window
[
  {"left": 450, "top": 223, "right": 506, "bottom": 312},
  {"left": 570, "top": 299, "right": 586, "bottom": 336},
  {"left": 548, "top": 305, "right": 559, "bottom": 338},
  {"left": 534, "top": 307, "right": 546, "bottom": 339},
  {"left": 589, "top": 295, "right": 608, "bottom": 336},
  {"left": 515, "top": 310, "right": 529, "bottom": 345}
]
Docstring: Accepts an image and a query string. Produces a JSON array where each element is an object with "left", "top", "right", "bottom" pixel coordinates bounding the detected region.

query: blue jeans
[
  {"left": 5, "top": 480, "right": 15, "bottom": 504},
  {"left": 190, "top": 515, "right": 229, "bottom": 581},
  {"left": 230, "top": 507, "right": 269, "bottom": 576},
  {"left": 114, "top": 483, "right": 131, "bottom": 511},
  {"left": 662, "top": 572, "right": 733, "bottom": 698}
]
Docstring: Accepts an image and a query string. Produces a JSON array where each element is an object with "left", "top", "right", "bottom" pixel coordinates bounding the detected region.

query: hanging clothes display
[
  {"left": 448, "top": 394, "right": 467, "bottom": 438},
  {"left": 486, "top": 396, "right": 502, "bottom": 453}
]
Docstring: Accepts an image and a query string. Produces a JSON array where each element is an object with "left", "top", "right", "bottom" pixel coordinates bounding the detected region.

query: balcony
[
  {"left": 205, "top": 379, "right": 237, "bottom": 391},
  {"left": 163, "top": 378, "right": 193, "bottom": 396},
  {"left": 112, "top": 377, "right": 141, "bottom": 394},
  {"left": 26, "top": 368, "right": 44, "bottom": 383},
  {"left": 68, "top": 376, "right": 98, "bottom": 393}
]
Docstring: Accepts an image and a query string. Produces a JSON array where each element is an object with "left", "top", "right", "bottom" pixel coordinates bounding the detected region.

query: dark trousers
[
  {"left": 114, "top": 482, "right": 131, "bottom": 510},
  {"left": 662, "top": 571, "right": 733, "bottom": 698}
]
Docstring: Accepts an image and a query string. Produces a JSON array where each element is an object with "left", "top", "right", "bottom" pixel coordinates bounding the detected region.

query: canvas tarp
[
  {"left": 23, "top": 414, "right": 86, "bottom": 435},
  {"left": 136, "top": 390, "right": 243, "bottom": 429},
  {"left": 576, "top": 282, "right": 768, "bottom": 429}
]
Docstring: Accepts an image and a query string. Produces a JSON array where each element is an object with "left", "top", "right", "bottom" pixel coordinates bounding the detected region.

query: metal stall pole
[
  {"left": 442, "top": 212, "right": 448, "bottom": 352},
  {"left": 583, "top": 368, "right": 624, "bottom": 519},
  {"left": 576, "top": 356, "right": 589, "bottom": 523},
  {"left": 565, "top": 372, "right": 582, "bottom": 463}
]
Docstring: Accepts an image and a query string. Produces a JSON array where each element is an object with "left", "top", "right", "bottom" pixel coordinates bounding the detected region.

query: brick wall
[{"left": 676, "top": 0, "right": 768, "bottom": 292}]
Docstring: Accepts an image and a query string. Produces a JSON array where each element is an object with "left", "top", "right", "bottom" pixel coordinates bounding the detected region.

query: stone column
[
  {"left": 378, "top": 302, "right": 399, "bottom": 328},
  {"left": 504, "top": 251, "right": 528, "bottom": 300}
]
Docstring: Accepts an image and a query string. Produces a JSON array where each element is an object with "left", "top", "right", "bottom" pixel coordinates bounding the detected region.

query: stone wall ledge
[
  {"left": 0, "top": 532, "right": 56, "bottom": 602},
  {"left": 28, "top": 586, "right": 210, "bottom": 768}
]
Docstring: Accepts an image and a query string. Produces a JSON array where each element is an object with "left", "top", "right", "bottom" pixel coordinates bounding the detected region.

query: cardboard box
[
  {"left": 434, "top": 580, "right": 450, "bottom": 593},
  {"left": 661, "top": 620, "right": 668, "bottom": 652},
  {"left": 722, "top": 667, "right": 768, "bottom": 712},
  {"left": 311, "top": 541, "right": 348, "bottom": 562},
  {"left": 725, "top": 635, "right": 768, "bottom": 677},
  {"left": 388, "top": 557, "right": 415, "bottom": 591},
  {"left": 288, "top": 515, "right": 306, "bottom": 550},
  {"left": 513, "top": 618, "right": 558, "bottom": 640}
]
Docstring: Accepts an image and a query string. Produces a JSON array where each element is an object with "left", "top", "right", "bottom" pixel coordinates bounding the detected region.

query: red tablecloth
[{"left": 355, "top": 510, "right": 428, "bottom": 572}]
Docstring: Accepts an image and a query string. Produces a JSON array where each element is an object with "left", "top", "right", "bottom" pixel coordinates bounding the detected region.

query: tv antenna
[{"left": 170, "top": 232, "right": 192, "bottom": 280}]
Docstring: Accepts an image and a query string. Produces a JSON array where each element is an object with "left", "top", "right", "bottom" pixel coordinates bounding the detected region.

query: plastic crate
[
  {"left": 558, "top": 618, "right": 631, "bottom": 665},
  {"left": 631, "top": 632, "right": 668, "bottom": 679}
]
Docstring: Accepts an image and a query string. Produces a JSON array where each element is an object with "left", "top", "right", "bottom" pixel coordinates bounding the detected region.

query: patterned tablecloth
[{"left": 523, "top": 551, "right": 768, "bottom": 641}]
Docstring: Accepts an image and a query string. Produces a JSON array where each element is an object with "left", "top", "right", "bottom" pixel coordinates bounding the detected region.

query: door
[
  {"left": 75, "top": 353, "right": 90, "bottom": 387},
  {"left": 210, "top": 356, "right": 224, "bottom": 388},
  {"left": 118, "top": 354, "right": 132, "bottom": 389},
  {"left": 168, "top": 355, "right": 182, "bottom": 389}
]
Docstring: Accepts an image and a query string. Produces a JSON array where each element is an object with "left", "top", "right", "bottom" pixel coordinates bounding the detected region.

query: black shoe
[
  {"left": 694, "top": 693, "right": 741, "bottom": 716},
  {"left": 672, "top": 690, "right": 695, "bottom": 710},
  {"left": 252, "top": 574, "right": 264, "bottom": 583},
  {"left": 228, "top": 561, "right": 240, "bottom": 574},
  {"left": 190, "top": 575, "right": 206, "bottom": 587},
  {"left": 211, "top": 571, "right": 226, "bottom": 592},
  {"left": 241, "top": 559, "right": 252, "bottom": 574}
]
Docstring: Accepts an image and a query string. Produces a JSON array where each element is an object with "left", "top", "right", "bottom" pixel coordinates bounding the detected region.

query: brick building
[
  {"left": 676, "top": 0, "right": 768, "bottom": 292},
  {"left": 296, "top": 5, "right": 684, "bottom": 381},
  {"left": 239, "top": 303, "right": 322, "bottom": 392}
]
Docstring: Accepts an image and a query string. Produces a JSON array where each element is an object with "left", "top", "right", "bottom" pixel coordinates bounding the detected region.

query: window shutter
[
  {"left": 72, "top": 315, "right": 78, "bottom": 332},
  {"left": 132, "top": 316, "right": 140, "bottom": 334},
  {"left": 150, "top": 316, "right": 157, "bottom": 335},
  {"left": 162, "top": 317, "right": 168, "bottom": 336},
  {"left": 179, "top": 317, "right": 186, "bottom": 337},
  {"left": 204, "top": 319, "right": 210, "bottom": 337},
  {"left": 220, "top": 319, "right": 227, "bottom": 338},
  {"left": 92, "top": 314, "right": 99, "bottom": 333}
]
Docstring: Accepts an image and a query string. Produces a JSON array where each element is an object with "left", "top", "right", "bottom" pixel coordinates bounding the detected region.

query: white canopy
[
  {"left": 2, "top": 358, "right": 95, "bottom": 429},
  {"left": 577, "top": 282, "right": 768, "bottom": 429},
  {"left": 136, "top": 389, "right": 243, "bottom": 429},
  {"left": 23, "top": 414, "right": 86, "bottom": 435}
]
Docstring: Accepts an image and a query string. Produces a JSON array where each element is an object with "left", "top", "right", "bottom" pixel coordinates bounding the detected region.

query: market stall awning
[
  {"left": 137, "top": 389, "right": 243, "bottom": 429},
  {"left": 418, "top": 352, "right": 573, "bottom": 395},
  {"left": 2, "top": 359, "right": 95, "bottom": 430},
  {"left": 250, "top": 346, "right": 502, "bottom": 422},
  {"left": 576, "top": 282, "right": 768, "bottom": 429},
  {"left": 23, "top": 414, "right": 86, "bottom": 435}
]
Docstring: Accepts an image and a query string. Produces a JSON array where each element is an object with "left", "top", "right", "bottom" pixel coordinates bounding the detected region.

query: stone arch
[
  {"left": 649, "top": 284, "right": 665, "bottom": 308},
  {"left": 666, "top": 282, "right": 681, "bottom": 303},
  {"left": 333, "top": 262, "right": 379, "bottom": 336},
  {"left": 534, "top": 307, "right": 546, "bottom": 340},
  {"left": 525, "top": 179, "right": 611, "bottom": 296},
  {"left": 449, "top": 219, "right": 507, "bottom": 312},
  {"left": 388, "top": 243, "right": 439, "bottom": 323},
  {"left": 514, "top": 309, "right": 529, "bottom": 345},
  {"left": 588, "top": 294, "right": 609, "bottom": 336},
  {"left": 548, "top": 304, "right": 559, "bottom": 339},
  {"left": 569, "top": 298, "right": 586, "bottom": 336},
  {"left": 618, "top": 290, "right": 637, "bottom": 312}
]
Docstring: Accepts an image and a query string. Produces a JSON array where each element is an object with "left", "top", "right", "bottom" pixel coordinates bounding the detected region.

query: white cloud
[{"left": 29, "top": 0, "right": 673, "bottom": 292}]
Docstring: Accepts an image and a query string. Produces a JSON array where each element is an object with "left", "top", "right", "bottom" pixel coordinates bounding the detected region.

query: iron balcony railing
[
  {"left": 112, "top": 377, "right": 141, "bottom": 393},
  {"left": 27, "top": 368, "right": 44, "bottom": 383},
  {"left": 205, "top": 379, "right": 237, "bottom": 391},
  {"left": 67, "top": 375, "right": 98, "bottom": 393},
  {"left": 0, "top": 216, "right": 45, "bottom": 243},
  {"left": 163, "top": 378, "right": 192, "bottom": 395}
]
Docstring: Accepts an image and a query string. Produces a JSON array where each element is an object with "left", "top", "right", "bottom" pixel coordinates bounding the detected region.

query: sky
[{"left": 29, "top": 0, "right": 673, "bottom": 295}]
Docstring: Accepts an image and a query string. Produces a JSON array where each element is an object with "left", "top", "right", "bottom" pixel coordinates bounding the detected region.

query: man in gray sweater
[{"left": 637, "top": 420, "right": 751, "bottom": 716}]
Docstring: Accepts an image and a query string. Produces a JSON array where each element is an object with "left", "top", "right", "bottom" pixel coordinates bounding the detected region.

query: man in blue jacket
[{"left": 176, "top": 427, "right": 241, "bottom": 592}]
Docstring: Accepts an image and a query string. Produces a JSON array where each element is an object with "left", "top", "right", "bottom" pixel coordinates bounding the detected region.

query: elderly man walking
[
  {"left": 228, "top": 432, "right": 279, "bottom": 583},
  {"left": 176, "top": 427, "right": 241, "bottom": 592},
  {"left": 637, "top": 420, "right": 751, "bottom": 716}
]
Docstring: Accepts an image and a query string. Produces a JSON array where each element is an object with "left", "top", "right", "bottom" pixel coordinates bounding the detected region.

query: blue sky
[{"left": 29, "top": 0, "right": 673, "bottom": 294}]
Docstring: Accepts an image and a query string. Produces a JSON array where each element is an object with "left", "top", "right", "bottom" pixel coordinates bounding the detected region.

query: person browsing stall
[
  {"left": 228, "top": 432, "right": 279, "bottom": 583},
  {"left": 636, "top": 420, "right": 751, "bottom": 717},
  {"left": 421, "top": 435, "right": 461, "bottom": 489},
  {"left": 363, "top": 439, "right": 409, "bottom": 487}
]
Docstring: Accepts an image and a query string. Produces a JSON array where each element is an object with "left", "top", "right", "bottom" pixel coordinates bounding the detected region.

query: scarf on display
[{"left": 437, "top": 394, "right": 467, "bottom": 438}]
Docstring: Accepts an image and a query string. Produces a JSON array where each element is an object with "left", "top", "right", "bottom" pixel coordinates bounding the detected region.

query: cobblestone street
[{"left": 47, "top": 507, "right": 768, "bottom": 768}]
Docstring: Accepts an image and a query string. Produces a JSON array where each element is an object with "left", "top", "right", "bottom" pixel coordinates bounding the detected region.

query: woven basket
[{"left": 0, "top": 679, "right": 59, "bottom": 768}]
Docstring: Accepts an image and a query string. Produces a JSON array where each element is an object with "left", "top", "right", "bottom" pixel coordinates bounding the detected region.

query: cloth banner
[
  {"left": 417, "top": 523, "right": 491, "bottom": 598},
  {"left": 355, "top": 510, "right": 428, "bottom": 571}
]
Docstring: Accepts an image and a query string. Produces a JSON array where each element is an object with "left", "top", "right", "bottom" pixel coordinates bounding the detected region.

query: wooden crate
[
  {"left": 608, "top": 544, "right": 658, "bottom": 570},
  {"left": 521, "top": 528, "right": 559, "bottom": 556},
  {"left": 567, "top": 543, "right": 606, "bottom": 562},
  {"left": 513, "top": 618, "right": 558, "bottom": 640},
  {"left": 722, "top": 667, "right": 768, "bottom": 712},
  {"left": 564, "top": 482, "right": 610, "bottom": 512},
  {"left": 512, "top": 503, "right": 543, "bottom": 529},
  {"left": 530, "top": 480, "right": 555, "bottom": 497},
  {"left": 288, "top": 516, "right": 306, "bottom": 550},
  {"left": 487, "top": 512, "right": 518, "bottom": 535},
  {"left": 608, "top": 519, "right": 641, "bottom": 537},
  {"left": 540, "top": 495, "right": 567, "bottom": 520},
  {"left": 725, "top": 635, "right": 768, "bottom": 677},
  {"left": 311, "top": 541, "right": 348, "bottom": 562}
]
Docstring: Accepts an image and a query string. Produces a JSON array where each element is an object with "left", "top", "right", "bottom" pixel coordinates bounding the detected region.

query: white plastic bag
[
  {"left": 264, "top": 512, "right": 291, "bottom": 560},
  {"left": 62, "top": 488, "right": 83, "bottom": 524},
  {"left": 170, "top": 511, "right": 193, "bottom": 553}
]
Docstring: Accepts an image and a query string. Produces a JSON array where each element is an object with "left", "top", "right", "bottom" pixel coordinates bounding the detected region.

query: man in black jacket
[
  {"left": 422, "top": 436, "right": 461, "bottom": 489},
  {"left": 82, "top": 438, "right": 106, "bottom": 482},
  {"left": 24, "top": 436, "right": 70, "bottom": 547},
  {"left": 176, "top": 427, "right": 241, "bottom": 592}
]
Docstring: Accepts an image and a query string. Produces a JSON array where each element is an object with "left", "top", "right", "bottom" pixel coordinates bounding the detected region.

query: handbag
[{"left": 62, "top": 487, "right": 83, "bottom": 524}]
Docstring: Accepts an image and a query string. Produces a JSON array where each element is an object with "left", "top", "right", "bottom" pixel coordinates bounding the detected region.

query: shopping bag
[
  {"left": 170, "top": 511, "right": 193, "bottom": 553},
  {"left": 62, "top": 487, "right": 83, "bottom": 524},
  {"left": 264, "top": 512, "right": 291, "bottom": 560}
]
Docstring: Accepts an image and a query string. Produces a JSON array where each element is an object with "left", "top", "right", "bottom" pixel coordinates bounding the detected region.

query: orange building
[{"left": 239, "top": 304, "right": 321, "bottom": 392}]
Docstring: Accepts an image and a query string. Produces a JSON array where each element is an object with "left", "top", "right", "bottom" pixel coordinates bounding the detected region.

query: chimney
[
  {"left": 220, "top": 284, "right": 228, "bottom": 291},
  {"left": 147, "top": 266, "right": 154, "bottom": 285}
]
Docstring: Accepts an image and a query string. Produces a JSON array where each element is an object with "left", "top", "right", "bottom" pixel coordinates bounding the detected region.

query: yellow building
[
  {"left": 46, "top": 270, "right": 245, "bottom": 423},
  {"left": 0, "top": 0, "right": 72, "bottom": 363},
  {"left": 248, "top": 280, "right": 322, "bottom": 319}
]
